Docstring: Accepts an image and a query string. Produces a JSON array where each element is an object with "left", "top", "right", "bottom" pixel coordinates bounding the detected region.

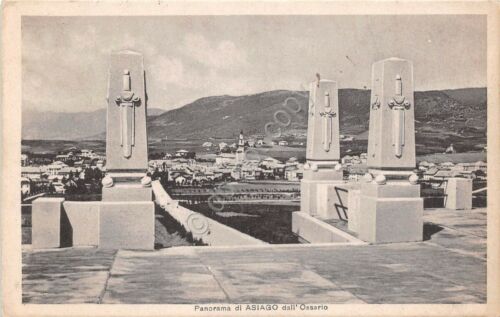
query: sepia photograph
[{"left": 2, "top": 1, "right": 499, "bottom": 316}]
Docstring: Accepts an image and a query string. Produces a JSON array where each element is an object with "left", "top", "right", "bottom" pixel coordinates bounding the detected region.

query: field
[
  {"left": 417, "top": 152, "right": 486, "bottom": 163},
  {"left": 182, "top": 202, "right": 301, "bottom": 244}
]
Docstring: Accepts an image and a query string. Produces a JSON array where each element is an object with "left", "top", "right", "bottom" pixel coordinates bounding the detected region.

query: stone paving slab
[
  {"left": 204, "top": 262, "right": 363, "bottom": 303},
  {"left": 102, "top": 250, "right": 228, "bottom": 304},
  {"left": 21, "top": 208, "right": 486, "bottom": 304},
  {"left": 22, "top": 248, "right": 116, "bottom": 303}
]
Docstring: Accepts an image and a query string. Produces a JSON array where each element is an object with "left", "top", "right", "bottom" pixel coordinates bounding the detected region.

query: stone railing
[{"left": 152, "top": 181, "right": 266, "bottom": 246}]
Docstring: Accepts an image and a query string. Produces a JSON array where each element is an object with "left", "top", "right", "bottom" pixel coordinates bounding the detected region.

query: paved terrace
[{"left": 22, "top": 208, "right": 486, "bottom": 304}]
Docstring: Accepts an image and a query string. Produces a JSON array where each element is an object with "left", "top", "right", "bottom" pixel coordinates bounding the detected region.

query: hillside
[
  {"left": 22, "top": 108, "right": 164, "bottom": 140},
  {"left": 22, "top": 88, "right": 486, "bottom": 155}
]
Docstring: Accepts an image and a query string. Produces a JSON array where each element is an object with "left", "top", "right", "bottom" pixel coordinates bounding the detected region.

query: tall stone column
[
  {"left": 300, "top": 79, "right": 344, "bottom": 219},
  {"left": 358, "top": 57, "right": 423, "bottom": 243},
  {"left": 102, "top": 50, "right": 152, "bottom": 201},
  {"left": 99, "top": 50, "right": 155, "bottom": 250}
]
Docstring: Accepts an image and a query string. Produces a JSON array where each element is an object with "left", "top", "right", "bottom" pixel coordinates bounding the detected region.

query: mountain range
[{"left": 22, "top": 88, "right": 486, "bottom": 142}]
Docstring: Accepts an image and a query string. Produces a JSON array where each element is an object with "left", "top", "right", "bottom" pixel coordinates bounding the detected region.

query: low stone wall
[
  {"left": 31, "top": 198, "right": 154, "bottom": 250},
  {"left": 152, "top": 181, "right": 265, "bottom": 246},
  {"left": 292, "top": 212, "right": 365, "bottom": 244}
]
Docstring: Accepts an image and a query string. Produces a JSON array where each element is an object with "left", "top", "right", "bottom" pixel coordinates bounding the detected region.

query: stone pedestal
[
  {"left": 357, "top": 57, "right": 423, "bottom": 244},
  {"left": 300, "top": 169, "right": 343, "bottom": 218},
  {"left": 347, "top": 189, "right": 361, "bottom": 233},
  {"left": 300, "top": 79, "right": 343, "bottom": 219},
  {"left": 445, "top": 178, "right": 472, "bottom": 210},
  {"left": 102, "top": 185, "right": 152, "bottom": 202},
  {"left": 32, "top": 198, "right": 64, "bottom": 249},
  {"left": 99, "top": 202, "right": 155, "bottom": 250},
  {"left": 359, "top": 181, "right": 423, "bottom": 243}
]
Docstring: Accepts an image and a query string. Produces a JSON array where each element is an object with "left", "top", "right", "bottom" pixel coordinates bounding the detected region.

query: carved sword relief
[
  {"left": 115, "top": 69, "right": 141, "bottom": 159},
  {"left": 319, "top": 92, "right": 337, "bottom": 152},
  {"left": 388, "top": 74, "right": 411, "bottom": 158}
]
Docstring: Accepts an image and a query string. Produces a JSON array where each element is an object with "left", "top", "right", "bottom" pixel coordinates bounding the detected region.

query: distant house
[
  {"left": 218, "top": 142, "right": 228, "bottom": 150},
  {"left": 348, "top": 164, "right": 368, "bottom": 181},
  {"left": 247, "top": 139, "right": 256, "bottom": 147},
  {"left": 174, "top": 175, "right": 187, "bottom": 186},
  {"left": 341, "top": 155, "right": 353, "bottom": 165},
  {"left": 286, "top": 157, "right": 298, "bottom": 166},
  {"left": 444, "top": 144, "right": 456, "bottom": 154},
  {"left": 231, "top": 167, "right": 242, "bottom": 180},
  {"left": 21, "top": 154, "right": 29, "bottom": 166},
  {"left": 21, "top": 177, "right": 31, "bottom": 196},
  {"left": 475, "top": 161, "right": 487, "bottom": 172},
  {"left": 261, "top": 157, "right": 282, "bottom": 169},
  {"left": 278, "top": 140, "right": 289, "bottom": 146},
  {"left": 440, "top": 162, "right": 455, "bottom": 168},
  {"left": 202, "top": 142, "right": 213, "bottom": 148},
  {"left": 432, "top": 170, "right": 461, "bottom": 180},
  {"left": 359, "top": 153, "right": 368, "bottom": 162},
  {"left": 215, "top": 152, "right": 236, "bottom": 165},
  {"left": 284, "top": 165, "right": 303, "bottom": 181},
  {"left": 418, "top": 161, "right": 431, "bottom": 169},
  {"left": 175, "top": 149, "right": 189, "bottom": 158},
  {"left": 340, "top": 136, "right": 354, "bottom": 142},
  {"left": 21, "top": 166, "right": 43, "bottom": 180},
  {"left": 80, "top": 149, "right": 95, "bottom": 158},
  {"left": 422, "top": 167, "right": 439, "bottom": 180}
]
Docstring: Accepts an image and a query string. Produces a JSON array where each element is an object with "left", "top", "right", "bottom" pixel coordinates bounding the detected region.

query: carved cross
[
  {"left": 388, "top": 74, "right": 411, "bottom": 158},
  {"left": 319, "top": 92, "right": 337, "bottom": 152},
  {"left": 115, "top": 69, "right": 141, "bottom": 159}
]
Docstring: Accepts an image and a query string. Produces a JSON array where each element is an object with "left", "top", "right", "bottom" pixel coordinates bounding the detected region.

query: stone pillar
[
  {"left": 32, "top": 198, "right": 64, "bottom": 249},
  {"left": 445, "top": 178, "right": 472, "bottom": 210},
  {"left": 300, "top": 79, "right": 344, "bottom": 219},
  {"left": 99, "top": 50, "right": 154, "bottom": 250},
  {"left": 102, "top": 50, "right": 152, "bottom": 201},
  {"left": 358, "top": 58, "right": 423, "bottom": 243}
]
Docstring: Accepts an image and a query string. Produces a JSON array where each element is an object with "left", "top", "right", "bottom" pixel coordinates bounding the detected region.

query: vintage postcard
[{"left": 2, "top": 1, "right": 499, "bottom": 316}]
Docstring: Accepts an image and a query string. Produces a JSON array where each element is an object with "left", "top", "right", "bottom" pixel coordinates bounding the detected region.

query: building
[
  {"left": 347, "top": 164, "right": 368, "bottom": 181},
  {"left": 235, "top": 130, "right": 246, "bottom": 164},
  {"left": 21, "top": 166, "right": 43, "bottom": 180},
  {"left": 175, "top": 149, "right": 189, "bottom": 158},
  {"left": 215, "top": 152, "right": 236, "bottom": 165},
  {"left": 21, "top": 154, "right": 29, "bottom": 166},
  {"left": 21, "top": 177, "right": 31, "bottom": 196},
  {"left": 80, "top": 149, "right": 95, "bottom": 158},
  {"left": 218, "top": 142, "right": 228, "bottom": 151},
  {"left": 284, "top": 165, "right": 303, "bottom": 181},
  {"left": 278, "top": 140, "right": 289, "bottom": 146}
]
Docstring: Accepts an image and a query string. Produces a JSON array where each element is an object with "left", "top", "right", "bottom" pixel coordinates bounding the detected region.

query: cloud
[{"left": 182, "top": 33, "right": 248, "bottom": 70}]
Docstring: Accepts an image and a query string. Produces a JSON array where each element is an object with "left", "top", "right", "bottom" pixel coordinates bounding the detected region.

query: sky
[{"left": 22, "top": 15, "right": 486, "bottom": 113}]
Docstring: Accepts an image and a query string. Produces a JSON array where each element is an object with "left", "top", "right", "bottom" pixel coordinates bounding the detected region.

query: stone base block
[
  {"left": 359, "top": 196, "right": 423, "bottom": 243},
  {"left": 347, "top": 189, "right": 361, "bottom": 233},
  {"left": 99, "top": 201, "right": 155, "bottom": 250},
  {"left": 63, "top": 202, "right": 100, "bottom": 246},
  {"left": 292, "top": 212, "right": 363, "bottom": 244},
  {"left": 102, "top": 185, "right": 152, "bottom": 202},
  {"left": 301, "top": 179, "right": 346, "bottom": 218},
  {"left": 32, "top": 198, "right": 64, "bottom": 249},
  {"left": 445, "top": 178, "right": 472, "bottom": 210}
]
